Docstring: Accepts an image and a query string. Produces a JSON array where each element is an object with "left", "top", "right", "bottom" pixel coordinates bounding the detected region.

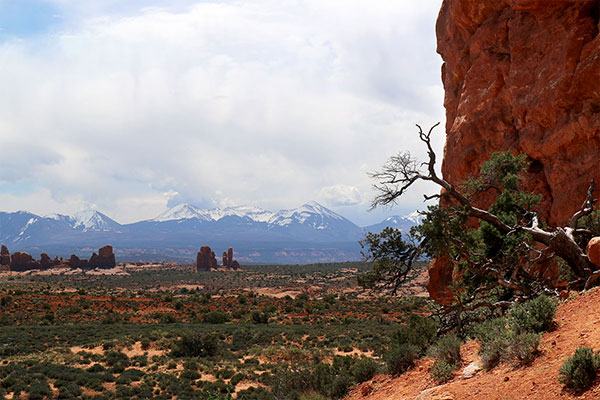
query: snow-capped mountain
[
  {"left": 0, "top": 203, "right": 422, "bottom": 264},
  {"left": 152, "top": 204, "right": 274, "bottom": 224},
  {"left": 362, "top": 211, "right": 424, "bottom": 234},
  {"left": 152, "top": 204, "right": 213, "bottom": 222},
  {"left": 268, "top": 201, "right": 344, "bottom": 228},
  {"left": 46, "top": 210, "right": 122, "bottom": 232}
]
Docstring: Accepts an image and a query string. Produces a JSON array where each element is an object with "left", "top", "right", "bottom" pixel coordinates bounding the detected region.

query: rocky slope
[
  {"left": 437, "top": 0, "right": 600, "bottom": 226},
  {"left": 346, "top": 288, "right": 600, "bottom": 400}
]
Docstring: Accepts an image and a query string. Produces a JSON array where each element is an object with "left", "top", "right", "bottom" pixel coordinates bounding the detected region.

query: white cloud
[
  {"left": 319, "top": 184, "right": 361, "bottom": 207},
  {"left": 0, "top": 0, "right": 445, "bottom": 224}
]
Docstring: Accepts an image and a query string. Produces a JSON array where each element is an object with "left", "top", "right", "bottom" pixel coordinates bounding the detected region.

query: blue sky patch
[{"left": 0, "top": 0, "right": 62, "bottom": 39}]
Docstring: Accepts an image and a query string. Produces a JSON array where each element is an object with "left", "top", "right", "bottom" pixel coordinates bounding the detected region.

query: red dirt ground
[{"left": 346, "top": 288, "right": 600, "bottom": 400}]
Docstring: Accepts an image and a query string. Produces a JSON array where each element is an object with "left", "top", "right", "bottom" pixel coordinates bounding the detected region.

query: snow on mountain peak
[
  {"left": 152, "top": 203, "right": 213, "bottom": 222},
  {"left": 268, "top": 201, "right": 346, "bottom": 228},
  {"left": 71, "top": 210, "right": 118, "bottom": 232}
]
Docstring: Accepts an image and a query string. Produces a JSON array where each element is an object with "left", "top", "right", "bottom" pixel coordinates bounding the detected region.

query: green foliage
[
  {"left": 384, "top": 313, "right": 438, "bottom": 376},
  {"left": 430, "top": 360, "right": 455, "bottom": 383},
  {"left": 509, "top": 295, "right": 557, "bottom": 334},
  {"left": 171, "top": 333, "right": 219, "bottom": 358},
  {"left": 350, "top": 358, "right": 380, "bottom": 383},
  {"left": 559, "top": 347, "right": 600, "bottom": 391},
  {"left": 359, "top": 227, "right": 419, "bottom": 292},
  {"left": 251, "top": 311, "right": 270, "bottom": 324},
  {"left": 385, "top": 343, "right": 419, "bottom": 375},
  {"left": 392, "top": 314, "right": 438, "bottom": 354},
  {"left": 203, "top": 311, "right": 231, "bottom": 324},
  {"left": 473, "top": 316, "right": 540, "bottom": 369},
  {"left": 429, "top": 334, "right": 462, "bottom": 366}
]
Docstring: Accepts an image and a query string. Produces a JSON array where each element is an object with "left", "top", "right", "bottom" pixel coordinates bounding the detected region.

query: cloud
[
  {"left": 0, "top": 0, "right": 445, "bottom": 224},
  {"left": 319, "top": 184, "right": 361, "bottom": 207}
]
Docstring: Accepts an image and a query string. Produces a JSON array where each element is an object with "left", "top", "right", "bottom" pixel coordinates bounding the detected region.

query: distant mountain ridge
[{"left": 0, "top": 202, "right": 422, "bottom": 264}]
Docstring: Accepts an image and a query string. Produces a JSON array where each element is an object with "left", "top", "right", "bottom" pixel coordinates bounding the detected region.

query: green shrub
[
  {"left": 509, "top": 295, "right": 557, "bottom": 334},
  {"left": 351, "top": 358, "right": 379, "bottom": 383},
  {"left": 251, "top": 311, "right": 269, "bottom": 324},
  {"left": 27, "top": 379, "right": 52, "bottom": 400},
  {"left": 474, "top": 317, "right": 540, "bottom": 368},
  {"left": 429, "top": 334, "right": 462, "bottom": 366},
  {"left": 171, "top": 333, "right": 219, "bottom": 358},
  {"left": 327, "top": 375, "right": 350, "bottom": 399},
  {"left": 392, "top": 314, "right": 438, "bottom": 354},
  {"left": 385, "top": 343, "right": 419, "bottom": 375},
  {"left": 203, "top": 311, "right": 231, "bottom": 324},
  {"left": 430, "top": 360, "right": 455, "bottom": 383},
  {"left": 473, "top": 317, "right": 511, "bottom": 369},
  {"left": 559, "top": 346, "right": 600, "bottom": 391},
  {"left": 505, "top": 332, "right": 540, "bottom": 365}
]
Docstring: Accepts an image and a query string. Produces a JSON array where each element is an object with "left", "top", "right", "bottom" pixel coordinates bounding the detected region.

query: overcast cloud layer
[{"left": 0, "top": 0, "right": 445, "bottom": 225}]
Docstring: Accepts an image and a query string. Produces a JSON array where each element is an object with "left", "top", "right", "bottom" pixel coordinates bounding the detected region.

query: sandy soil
[{"left": 346, "top": 288, "right": 600, "bottom": 400}]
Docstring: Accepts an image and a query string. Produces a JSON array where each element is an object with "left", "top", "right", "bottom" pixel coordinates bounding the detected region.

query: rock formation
[
  {"left": 437, "top": 0, "right": 600, "bottom": 226},
  {"left": 219, "top": 247, "right": 240, "bottom": 269},
  {"left": 10, "top": 251, "right": 37, "bottom": 271},
  {"left": 227, "top": 247, "right": 233, "bottom": 267},
  {"left": 197, "top": 246, "right": 217, "bottom": 271},
  {"left": 587, "top": 237, "right": 600, "bottom": 267},
  {"left": 39, "top": 253, "right": 52, "bottom": 269},
  {"left": 68, "top": 254, "right": 89, "bottom": 269},
  {"left": 429, "top": 0, "right": 600, "bottom": 302},
  {"left": 426, "top": 255, "right": 456, "bottom": 306},
  {"left": 0, "top": 245, "right": 10, "bottom": 266},
  {"left": 89, "top": 245, "right": 116, "bottom": 269}
]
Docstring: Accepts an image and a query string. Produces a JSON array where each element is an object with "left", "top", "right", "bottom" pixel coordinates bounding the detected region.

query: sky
[{"left": 0, "top": 0, "right": 445, "bottom": 226}]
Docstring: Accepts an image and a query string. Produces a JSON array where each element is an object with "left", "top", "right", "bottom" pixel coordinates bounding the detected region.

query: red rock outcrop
[
  {"left": 89, "top": 245, "right": 116, "bottom": 269},
  {"left": 426, "top": 255, "right": 456, "bottom": 306},
  {"left": 227, "top": 247, "right": 233, "bottom": 267},
  {"left": 68, "top": 254, "right": 89, "bottom": 269},
  {"left": 437, "top": 0, "right": 600, "bottom": 226},
  {"left": 39, "top": 253, "right": 52, "bottom": 269},
  {"left": 0, "top": 245, "right": 10, "bottom": 266},
  {"left": 429, "top": 0, "right": 600, "bottom": 302},
  {"left": 197, "top": 246, "right": 217, "bottom": 271},
  {"left": 222, "top": 251, "right": 228, "bottom": 267},
  {"left": 10, "top": 251, "right": 38, "bottom": 271}
]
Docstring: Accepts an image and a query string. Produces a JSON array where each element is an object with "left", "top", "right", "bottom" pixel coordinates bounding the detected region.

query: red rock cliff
[{"left": 437, "top": 0, "right": 600, "bottom": 226}]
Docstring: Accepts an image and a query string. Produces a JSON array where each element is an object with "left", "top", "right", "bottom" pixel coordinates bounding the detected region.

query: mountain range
[{"left": 0, "top": 202, "right": 422, "bottom": 264}]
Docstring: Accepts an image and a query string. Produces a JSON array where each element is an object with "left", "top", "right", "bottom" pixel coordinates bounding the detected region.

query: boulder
[
  {"left": 0, "top": 245, "right": 9, "bottom": 266},
  {"left": 587, "top": 237, "right": 600, "bottom": 267},
  {"left": 462, "top": 361, "right": 482, "bottom": 379}
]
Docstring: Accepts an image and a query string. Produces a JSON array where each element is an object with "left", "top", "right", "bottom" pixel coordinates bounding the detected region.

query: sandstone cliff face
[
  {"left": 429, "top": 0, "right": 600, "bottom": 303},
  {"left": 437, "top": 0, "right": 600, "bottom": 226}
]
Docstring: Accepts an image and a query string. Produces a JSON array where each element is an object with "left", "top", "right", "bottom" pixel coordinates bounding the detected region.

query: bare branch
[{"left": 570, "top": 180, "right": 596, "bottom": 229}]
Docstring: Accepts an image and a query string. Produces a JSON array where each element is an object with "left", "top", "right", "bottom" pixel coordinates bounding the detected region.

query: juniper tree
[{"left": 362, "top": 124, "right": 598, "bottom": 328}]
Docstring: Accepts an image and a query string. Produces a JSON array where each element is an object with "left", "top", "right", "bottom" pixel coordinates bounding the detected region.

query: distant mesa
[
  {"left": 0, "top": 244, "right": 116, "bottom": 272},
  {"left": 197, "top": 245, "right": 240, "bottom": 272}
]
